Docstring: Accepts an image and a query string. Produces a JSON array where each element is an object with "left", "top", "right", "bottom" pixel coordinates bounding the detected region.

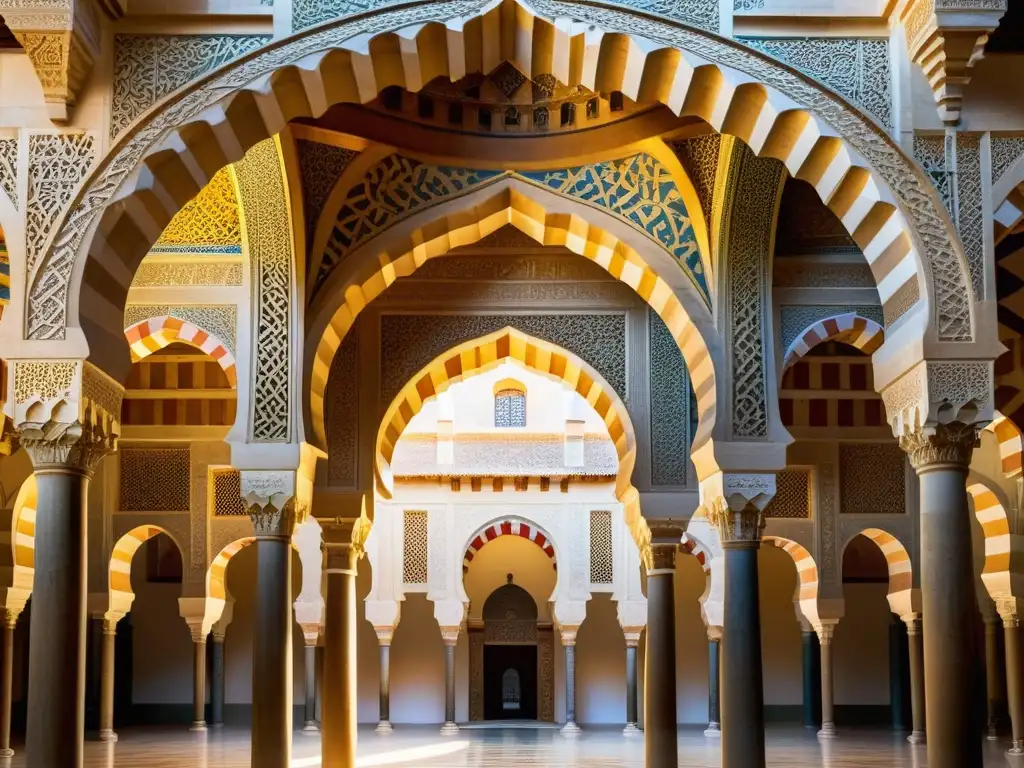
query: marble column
[
  {"left": 21, "top": 423, "right": 111, "bottom": 768},
  {"left": 303, "top": 641, "right": 319, "bottom": 733},
  {"left": 705, "top": 627, "right": 721, "bottom": 738},
  {"left": 0, "top": 609, "right": 20, "bottom": 757},
  {"left": 817, "top": 624, "right": 837, "bottom": 739},
  {"left": 98, "top": 617, "right": 119, "bottom": 742},
  {"left": 561, "top": 627, "right": 581, "bottom": 735},
  {"left": 376, "top": 629, "right": 394, "bottom": 733},
  {"left": 984, "top": 615, "right": 1006, "bottom": 740},
  {"left": 624, "top": 631, "right": 641, "bottom": 735},
  {"left": 323, "top": 525, "right": 360, "bottom": 767},
  {"left": 902, "top": 423, "right": 981, "bottom": 768},
  {"left": 249, "top": 501, "right": 295, "bottom": 768},
  {"left": 440, "top": 627, "right": 460, "bottom": 735},
  {"left": 644, "top": 527, "right": 680, "bottom": 768},
  {"left": 210, "top": 631, "right": 225, "bottom": 728},
  {"left": 998, "top": 600, "right": 1024, "bottom": 757},
  {"left": 708, "top": 496, "right": 769, "bottom": 768},
  {"left": 801, "top": 630, "right": 821, "bottom": 730},
  {"left": 903, "top": 615, "right": 926, "bottom": 744},
  {"left": 189, "top": 632, "right": 208, "bottom": 731}
]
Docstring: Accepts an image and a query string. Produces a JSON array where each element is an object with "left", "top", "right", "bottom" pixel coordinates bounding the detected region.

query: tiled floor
[{"left": 1, "top": 724, "right": 1014, "bottom": 766}]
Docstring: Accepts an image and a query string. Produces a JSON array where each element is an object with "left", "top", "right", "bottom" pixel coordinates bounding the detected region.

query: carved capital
[
  {"left": 321, "top": 515, "right": 371, "bottom": 569},
  {"left": 248, "top": 498, "right": 296, "bottom": 539},
  {"left": 707, "top": 625, "right": 722, "bottom": 643},
  {"left": 997, "top": 598, "right": 1021, "bottom": 628},
  {"left": 19, "top": 418, "right": 114, "bottom": 473},
  {"left": 622, "top": 629, "right": 643, "bottom": 648},
  {"left": 559, "top": 626, "right": 579, "bottom": 646},
  {"left": 816, "top": 622, "right": 838, "bottom": 645},
  {"left": 643, "top": 524, "right": 682, "bottom": 572},
  {"left": 705, "top": 496, "right": 765, "bottom": 545},
  {"left": 440, "top": 625, "right": 460, "bottom": 645},
  {"left": 375, "top": 626, "right": 395, "bottom": 646},
  {"left": 899, "top": 421, "right": 979, "bottom": 471},
  {"left": 901, "top": 613, "right": 922, "bottom": 635}
]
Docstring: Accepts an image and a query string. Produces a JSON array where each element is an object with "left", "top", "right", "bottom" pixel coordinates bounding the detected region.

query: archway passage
[
  {"left": 966, "top": 482, "right": 1016, "bottom": 600},
  {"left": 763, "top": 536, "right": 821, "bottom": 627},
  {"left": 848, "top": 528, "right": 914, "bottom": 615},
  {"left": 109, "top": 525, "right": 184, "bottom": 603},
  {"left": 481, "top": 581, "right": 540, "bottom": 721}
]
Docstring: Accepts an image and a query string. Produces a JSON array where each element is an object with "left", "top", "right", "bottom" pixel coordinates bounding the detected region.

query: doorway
[{"left": 484, "top": 644, "right": 538, "bottom": 720}]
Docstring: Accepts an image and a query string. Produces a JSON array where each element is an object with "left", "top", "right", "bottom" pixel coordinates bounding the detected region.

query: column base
[
  {"left": 0, "top": 748, "right": 13, "bottom": 758},
  {"left": 817, "top": 724, "right": 837, "bottom": 740},
  {"left": 210, "top": 723, "right": 224, "bottom": 729},
  {"left": 98, "top": 729, "right": 118, "bottom": 743},
  {"left": 623, "top": 722, "right": 641, "bottom": 736},
  {"left": 1006, "top": 747, "right": 1024, "bottom": 766},
  {"left": 302, "top": 721, "right": 320, "bottom": 734},
  {"left": 703, "top": 723, "right": 721, "bottom": 738},
  {"left": 376, "top": 720, "right": 394, "bottom": 734},
  {"left": 440, "top": 721, "right": 460, "bottom": 735},
  {"left": 561, "top": 722, "right": 581, "bottom": 736},
  {"left": 907, "top": 730, "right": 926, "bottom": 744},
  {"left": 189, "top": 721, "right": 208, "bottom": 732}
]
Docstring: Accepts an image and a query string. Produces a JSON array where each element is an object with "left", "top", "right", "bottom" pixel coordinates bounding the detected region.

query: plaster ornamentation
[
  {"left": 484, "top": 620, "right": 538, "bottom": 643},
  {"left": 763, "top": 470, "right": 810, "bottom": 519},
  {"left": 0, "top": 138, "right": 18, "bottom": 209},
  {"left": 296, "top": 139, "right": 357, "bottom": 258},
  {"left": 24, "top": 0, "right": 973, "bottom": 345},
  {"left": 648, "top": 308, "right": 693, "bottom": 487},
  {"left": 669, "top": 134, "right": 720, "bottom": 222},
  {"left": 773, "top": 263, "right": 876, "bottom": 289},
  {"left": 900, "top": 421, "right": 979, "bottom": 469},
  {"left": 881, "top": 360, "right": 992, "bottom": 437},
  {"left": 779, "top": 305, "right": 884, "bottom": 353},
  {"left": 212, "top": 470, "right": 248, "bottom": 516},
  {"left": 723, "top": 145, "right": 783, "bottom": 439},
  {"left": 992, "top": 135, "right": 1024, "bottom": 187},
  {"left": 538, "top": 628, "right": 555, "bottom": 721},
  {"left": 249, "top": 498, "right": 296, "bottom": 538},
  {"left": 839, "top": 444, "right": 906, "bottom": 514},
  {"left": 742, "top": 37, "right": 892, "bottom": 131},
  {"left": 118, "top": 447, "right": 190, "bottom": 512},
  {"left": 152, "top": 167, "right": 240, "bottom": 250},
  {"left": 468, "top": 629, "right": 484, "bottom": 720},
  {"left": 26, "top": 132, "right": 93, "bottom": 275},
  {"left": 374, "top": 280, "right": 636, "bottom": 307},
  {"left": 18, "top": 418, "right": 114, "bottom": 472},
  {"left": 705, "top": 496, "right": 765, "bottom": 544},
  {"left": 954, "top": 133, "right": 985, "bottom": 298},
  {"left": 734, "top": 0, "right": 764, "bottom": 9},
  {"left": 569, "top": 513, "right": 586, "bottom": 596},
  {"left": 240, "top": 470, "right": 295, "bottom": 510},
  {"left": 625, "top": 0, "right": 717, "bottom": 34},
  {"left": 234, "top": 140, "right": 293, "bottom": 443},
  {"left": 402, "top": 511, "right": 429, "bottom": 584},
  {"left": 13, "top": 358, "right": 77, "bottom": 404},
  {"left": 189, "top": 453, "right": 210, "bottom": 577},
  {"left": 326, "top": 321, "right": 359, "bottom": 487},
  {"left": 123, "top": 304, "right": 236, "bottom": 354},
  {"left": 291, "top": 0, "right": 385, "bottom": 31},
  {"left": 130, "top": 262, "right": 243, "bottom": 288},
  {"left": 110, "top": 34, "right": 270, "bottom": 140},
  {"left": 379, "top": 314, "right": 627, "bottom": 406},
  {"left": 646, "top": 525, "right": 682, "bottom": 571},
  {"left": 428, "top": 508, "right": 447, "bottom": 596},
  {"left": 589, "top": 510, "right": 614, "bottom": 584},
  {"left": 912, "top": 133, "right": 953, "bottom": 213},
  {"left": 818, "top": 463, "right": 837, "bottom": 581}
]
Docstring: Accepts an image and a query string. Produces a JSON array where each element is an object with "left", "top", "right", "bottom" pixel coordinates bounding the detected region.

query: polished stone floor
[{"left": 0, "top": 725, "right": 1014, "bottom": 766}]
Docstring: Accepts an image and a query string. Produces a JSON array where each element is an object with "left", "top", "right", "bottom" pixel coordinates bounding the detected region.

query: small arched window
[
  {"left": 502, "top": 668, "right": 521, "bottom": 710},
  {"left": 494, "top": 387, "right": 526, "bottom": 428}
]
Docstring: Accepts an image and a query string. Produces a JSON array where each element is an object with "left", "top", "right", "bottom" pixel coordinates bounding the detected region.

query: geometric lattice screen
[
  {"left": 763, "top": 470, "right": 811, "bottom": 519},
  {"left": 402, "top": 510, "right": 429, "bottom": 584},
  {"left": 212, "top": 469, "right": 248, "bottom": 516},
  {"left": 839, "top": 443, "right": 906, "bottom": 515},
  {"left": 119, "top": 447, "right": 190, "bottom": 512},
  {"left": 589, "top": 510, "right": 613, "bottom": 584}
]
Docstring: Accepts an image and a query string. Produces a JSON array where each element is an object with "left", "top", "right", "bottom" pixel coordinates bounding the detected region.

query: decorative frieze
[
  {"left": 110, "top": 34, "right": 270, "bottom": 139},
  {"left": 773, "top": 263, "right": 876, "bottom": 289},
  {"left": 130, "top": 261, "right": 243, "bottom": 288},
  {"left": 742, "top": 37, "right": 892, "bottom": 131},
  {"left": 619, "top": 0, "right": 717, "bottom": 35},
  {"left": 912, "top": 133, "right": 953, "bottom": 213},
  {"left": 292, "top": 0, "right": 383, "bottom": 32},
  {"left": 954, "top": 133, "right": 984, "bottom": 298},
  {"left": 26, "top": 132, "right": 93, "bottom": 274}
]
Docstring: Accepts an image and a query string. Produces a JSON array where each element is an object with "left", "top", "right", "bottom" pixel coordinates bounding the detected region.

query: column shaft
[
  {"left": 624, "top": 642, "right": 639, "bottom": 733},
  {"left": 985, "top": 619, "right": 1005, "bottom": 740},
  {"left": 917, "top": 464, "right": 982, "bottom": 768},
  {"left": 906, "top": 618, "right": 926, "bottom": 743},
  {"left": 644, "top": 567, "right": 677, "bottom": 768},
  {"left": 210, "top": 638, "right": 225, "bottom": 727},
  {"left": 705, "top": 637, "right": 720, "bottom": 737},
  {"left": 818, "top": 631, "right": 836, "bottom": 738},
  {"left": 99, "top": 624, "right": 117, "bottom": 741},
  {"left": 323, "top": 551, "right": 357, "bottom": 767},
  {"left": 377, "top": 643, "right": 393, "bottom": 732},
  {"left": 441, "top": 641, "right": 458, "bottom": 734},
  {"left": 190, "top": 638, "right": 207, "bottom": 730},
  {"left": 1006, "top": 620, "right": 1023, "bottom": 753},
  {"left": 26, "top": 468, "right": 90, "bottom": 768},
  {"left": 721, "top": 543, "right": 765, "bottom": 768},
  {"left": 0, "top": 619, "right": 16, "bottom": 756},
  {"left": 563, "top": 642, "right": 579, "bottom": 733},
  {"left": 251, "top": 536, "right": 292, "bottom": 768},
  {"left": 303, "top": 644, "right": 318, "bottom": 732},
  {"left": 802, "top": 631, "right": 821, "bottom": 729}
]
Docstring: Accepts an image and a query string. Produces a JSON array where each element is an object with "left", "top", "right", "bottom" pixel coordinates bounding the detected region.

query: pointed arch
[
  {"left": 842, "top": 528, "right": 915, "bottom": 616},
  {"left": 109, "top": 525, "right": 185, "bottom": 608},
  {"left": 124, "top": 315, "right": 238, "bottom": 386},
  {"left": 782, "top": 312, "right": 885, "bottom": 370},
  {"left": 763, "top": 536, "right": 821, "bottom": 627},
  {"left": 311, "top": 180, "right": 720, "bottom": 459},
  {"left": 37, "top": 0, "right": 971, "bottom": 385}
]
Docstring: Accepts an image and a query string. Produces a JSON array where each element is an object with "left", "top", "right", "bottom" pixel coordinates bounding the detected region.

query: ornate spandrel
[{"left": 12, "top": 360, "right": 122, "bottom": 472}]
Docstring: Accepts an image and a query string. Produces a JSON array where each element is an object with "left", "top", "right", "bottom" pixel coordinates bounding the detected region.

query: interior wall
[
  {"left": 758, "top": 545, "right": 804, "bottom": 706},
  {"left": 576, "top": 594, "right": 625, "bottom": 724},
  {"left": 675, "top": 554, "right": 710, "bottom": 723},
  {"left": 833, "top": 582, "right": 892, "bottom": 705}
]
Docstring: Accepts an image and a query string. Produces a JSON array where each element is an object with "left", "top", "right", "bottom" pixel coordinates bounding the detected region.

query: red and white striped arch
[
  {"left": 782, "top": 312, "right": 885, "bottom": 370},
  {"left": 125, "top": 316, "right": 237, "bottom": 386},
  {"left": 463, "top": 519, "right": 556, "bottom": 571},
  {"left": 682, "top": 536, "right": 710, "bottom": 572}
]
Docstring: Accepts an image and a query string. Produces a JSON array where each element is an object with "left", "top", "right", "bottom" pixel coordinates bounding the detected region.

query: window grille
[
  {"left": 402, "top": 511, "right": 429, "bottom": 584},
  {"left": 494, "top": 388, "right": 526, "bottom": 427}
]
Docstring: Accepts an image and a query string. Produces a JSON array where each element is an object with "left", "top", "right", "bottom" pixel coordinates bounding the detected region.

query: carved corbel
[
  {"left": 6, "top": 0, "right": 102, "bottom": 123},
  {"left": 699, "top": 473, "right": 776, "bottom": 546},
  {"left": 902, "top": 0, "right": 1008, "bottom": 124},
  {"left": 240, "top": 470, "right": 298, "bottom": 538},
  {"left": 10, "top": 359, "right": 121, "bottom": 472},
  {"left": 641, "top": 523, "right": 684, "bottom": 573}
]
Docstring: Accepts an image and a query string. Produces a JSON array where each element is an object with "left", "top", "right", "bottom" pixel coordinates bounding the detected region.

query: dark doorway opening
[{"left": 484, "top": 645, "right": 537, "bottom": 720}]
